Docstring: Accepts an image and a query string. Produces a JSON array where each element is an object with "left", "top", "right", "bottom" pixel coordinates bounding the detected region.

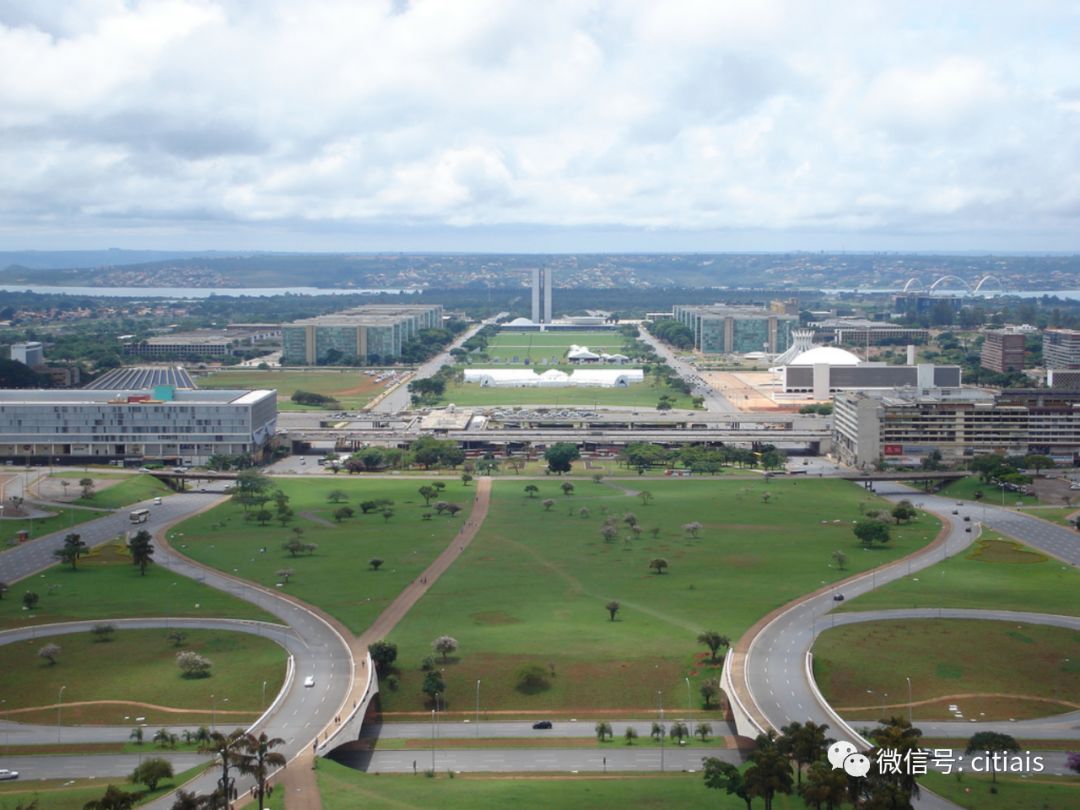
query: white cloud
[{"left": 0, "top": 0, "right": 1078, "bottom": 249}]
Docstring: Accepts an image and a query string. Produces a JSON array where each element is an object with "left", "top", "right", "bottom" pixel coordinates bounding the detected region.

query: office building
[
  {"left": 672, "top": 305, "right": 796, "bottom": 355},
  {"left": 808, "top": 318, "right": 928, "bottom": 346},
  {"left": 980, "top": 329, "right": 1026, "bottom": 373},
  {"left": 1043, "top": 329, "right": 1080, "bottom": 369},
  {"left": 10, "top": 341, "right": 44, "bottom": 367},
  {"left": 0, "top": 387, "right": 276, "bottom": 465},
  {"left": 531, "top": 268, "right": 553, "bottom": 324},
  {"left": 281, "top": 304, "right": 443, "bottom": 365},
  {"left": 832, "top": 387, "right": 1080, "bottom": 468}
]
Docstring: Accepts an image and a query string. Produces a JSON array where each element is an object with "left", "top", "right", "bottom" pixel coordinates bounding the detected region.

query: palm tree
[
  {"left": 54, "top": 533, "right": 88, "bottom": 570},
  {"left": 799, "top": 761, "right": 848, "bottom": 810},
  {"left": 743, "top": 742, "right": 794, "bottom": 810},
  {"left": 236, "top": 731, "right": 287, "bottom": 808},
  {"left": 697, "top": 630, "right": 730, "bottom": 663},
  {"left": 198, "top": 729, "right": 246, "bottom": 807},
  {"left": 594, "top": 721, "right": 612, "bottom": 742},
  {"left": 127, "top": 530, "right": 155, "bottom": 575}
]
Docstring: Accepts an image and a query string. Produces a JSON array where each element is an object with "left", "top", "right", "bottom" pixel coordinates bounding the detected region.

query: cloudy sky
[{"left": 1, "top": 0, "right": 1079, "bottom": 252}]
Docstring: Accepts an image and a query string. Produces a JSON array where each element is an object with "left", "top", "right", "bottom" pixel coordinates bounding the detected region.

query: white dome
[{"left": 790, "top": 346, "right": 861, "bottom": 366}]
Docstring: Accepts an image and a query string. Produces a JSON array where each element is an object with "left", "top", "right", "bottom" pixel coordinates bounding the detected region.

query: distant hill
[{"left": 0, "top": 249, "right": 249, "bottom": 271}]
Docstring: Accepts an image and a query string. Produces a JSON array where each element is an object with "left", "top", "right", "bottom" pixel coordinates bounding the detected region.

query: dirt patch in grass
[
  {"left": 967, "top": 538, "right": 1047, "bottom": 564},
  {"left": 470, "top": 611, "right": 522, "bottom": 625}
]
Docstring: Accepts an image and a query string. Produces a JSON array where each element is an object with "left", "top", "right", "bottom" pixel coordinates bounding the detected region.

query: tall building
[
  {"left": 1044, "top": 328, "right": 1080, "bottom": 369},
  {"left": 980, "top": 329, "right": 1026, "bottom": 373},
  {"left": 531, "top": 268, "right": 553, "bottom": 324},
  {"left": 281, "top": 304, "right": 443, "bottom": 365},
  {"left": 0, "top": 387, "right": 276, "bottom": 465},
  {"left": 672, "top": 304, "right": 796, "bottom": 355}
]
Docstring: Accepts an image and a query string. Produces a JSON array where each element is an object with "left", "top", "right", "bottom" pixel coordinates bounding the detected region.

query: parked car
[{"left": 532, "top": 720, "right": 553, "bottom": 730}]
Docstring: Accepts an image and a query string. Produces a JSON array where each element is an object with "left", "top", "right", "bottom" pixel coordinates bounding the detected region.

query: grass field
[
  {"left": 920, "top": 771, "right": 1080, "bottom": 810},
  {"left": 170, "top": 479, "right": 467, "bottom": 634},
  {"left": 835, "top": 530, "right": 1080, "bottom": 617},
  {"left": 939, "top": 475, "right": 1038, "bottom": 506},
  {"left": 0, "top": 541, "right": 276, "bottom": 630},
  {"left": 0, "top": 765, "right": 207, "bottom": 810},
  {"left": 482, "top": 331, "right": 628, "bottom": 364},
  {"left": 0, "top": 628, "right": 286, "bottom": 726},
  {"left": 51, "top": 473, "right": 173, "bottom": 509},
  {"left": 375, "top": 478, "right": 939, "bottom": 716},
  {"left": 438, "top": 377, "right": 699, "bottom": 408},
  {"left": 196, "top": 369, "right": 387, "bottom": 411},
  {"left": 813, "top": 619, "right": 1080, "bottom": 721},
  {"left": 1, "top": 505, "right": 99, "bottom": 547},
  {"left": 294, "top": 763, "right": 754, "bottom": 810}
]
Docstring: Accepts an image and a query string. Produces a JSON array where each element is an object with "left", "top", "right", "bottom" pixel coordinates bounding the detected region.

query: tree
[
  {"left": 176, "top": 650, "right": 212, "bottom": 678},
  {"left": 704, "top": 760, "right": 747, "bottom": 810},
  {"left": 38, "top": 643, "right": 61, "bottom": 665},
  {"left": 275, "top": 568, "right": 294, "bottom": 584},
  {"left": 198, "top": 729, "right": 246, "bottom": 809},
  {"left": 382, "top": 508, "right": 395, "bottom": 522},
  {"left": 624, "top": 726, "right": 638, "bottom": 745},
  {"left": 83, "top": 784, "right": 136, "bottom": 809},
  {"left": 541, "top": 498, "right": 555, "bottom": 511},
  {"left": 166, "top": 630, "right": 188, "bottom": 647},
  {"left": 54, "top": 533, "right": 88, "bottom": 570},
  {"left": 670, "top": 721, "right": 688, "bottom": 743},
  {"left": 153, "top": 727, "right": 178, "bottom": 749},
  {"left": 868, "top": 716, "right": 924, "bottom": 801},
  {"left": 276, "top": 506, "right": 294, "bottom": 527},
  {"left": 831, "top": 549, "right": 847, "bottom": 571},
  {"left": 516, "top": 663, "right": 550, "bottom": 691},
  {"left": 422, "top": 670, "right": 445, "bottom": 703},
  {"left": 433, "top": 635, "right": 458, "bottom": 661},
  {"left": 1024, "top": 454, "right": 1054, "bottom": 474},
  {"left": 966, "top": 731, "right": 1020, "bottom": 783},
  {"left": 236, "top": 731, "right": 287, "bottom": 810},
  {"left": 327, "top": 489, "right": 348, "bottom": 504},
  {"left": 232, "top": 469, "right": 272, "bottom": 512},
  {"left": 0, "top": 581, "right": 7, "bottom": 600},
  {"left": 578, "top": 507, "right": 590, "bottom": 519},
  {"left": 890, "top": 500, "right": 917, "bottom": 525},
  {"left": 129, "top": 727, "right": 143, "bottom": 745},
  {"left": 1067, "top": 751, "right": 1080, "bottom": 775},
  {"left": 648, "top": 557, "right": 668, "bottom": 575},
  {"left": 543, "top": 442, "right": 581, "bottom": 474},
  {"left": 368, "top": 641, "right": 398, "bottom": 676},
  {"left": 595, "top": 721, "right": 612, "bottom": 742},
  {"left": 697, "top": 630, "right": 731, "bottom": 663},
  {"left": 461, "top": 472, "right": 473, "bottom": 486},
  {"left": 605, "top": 600, "right": 620, "bottom": 621},
  {"left": 255, "top": 508, "right": 273, "bottom": 526},
  {"left": 623, "top": 512, "right": 639, "bottom": 528},
  {"left": 524, "top": 484, "right": 539, "bottom": 498},
  {"left": 650, "top": 721, "right": 665, "bottom": 741},
  {"left": 696, "top": 721, "right": 712, "bottom": 741},
  {"left": 282, "top": 536, "right": 315, "bottom": 557},
  {"left": 23, "top": 591, "right": 39, "bottom": 610},
  {"left": 332, "top": 506, "right": 354, "bottom": 522},
  {"left": 79, "top": 477, "right": 95, "bottom": 499},
  {"left": 782, "top": 720, "right": 830, "bottom": 787},
  {"left": 600, "top": 525, "right": 618, "bottom": 543},
  {"left": 639, "top": 490, "right": 653, "bottom": 506},
  {"left": 91, "top": 623, "right": 116, "bottom": 642},
  {"left": 368, "top": 557, "right": 384, "bottom": 571},
  {"left": 128, "top": 530, "right": 155, "bottom": 576},
  {"left": 700, "top": 678, "right": 721, "bottom": 709},
  {"left": 853, "top": 519, "right": 891, "bottom": 547},
  {"left": 744, "top": 731, "right": 795, "bottom": 810},
  {"left": 799, "top": 761, "right": 848, "bottom": 810},
  {"left": 418, "top": 485, "right": 437, "bottom": 506},
  {"left": 561, "top": 482, "right": 574, "bottom": 497}
]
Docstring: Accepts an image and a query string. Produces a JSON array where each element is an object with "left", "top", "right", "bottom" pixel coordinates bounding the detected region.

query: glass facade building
[
  {"left": 672, "top": 305, "right": 796, "bottom": 355},
  {"left": 281, "top": 305, "right": 443, "bottom": 365}
]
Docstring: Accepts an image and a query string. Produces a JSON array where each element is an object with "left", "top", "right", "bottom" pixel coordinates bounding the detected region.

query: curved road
[
  {"left": 740, "top": 484, "right": 1080, "bottom": 806},
  {"left": 0, "top": 487, "right": 355, "bottom": 808}
]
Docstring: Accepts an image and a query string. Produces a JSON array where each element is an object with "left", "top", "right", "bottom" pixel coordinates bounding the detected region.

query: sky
[{"left": 1, "top": 0, "right": 1079, "bottom": 253}]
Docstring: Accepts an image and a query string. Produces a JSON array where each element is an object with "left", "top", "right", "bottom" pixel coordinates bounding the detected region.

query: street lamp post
[
  {"left": 262, "top": 680, "right": 268, "bottom": 708},
  {"left": 658, "top": 690, "right": 664, "bottom": 773},
  {"left": 475, "top": 679, "right": 481, "bottom": 738},
  {"left": 685, "top": 676, "right": 693, "bottom": 737},
  {"left": 430, "top": 708, "right": 436, "bottom": 773},
  {"left": 906, "top": 677, "right": 913, "bottom": 724},
  {"left": 57, "top": 685, "right": 66, "bottom": 742}
]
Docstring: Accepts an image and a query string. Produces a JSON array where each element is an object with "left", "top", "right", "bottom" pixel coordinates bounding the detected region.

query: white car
[
  {"left": 303, "top": 675, "right": 315, "bottom": 688},
  {"left": 0, "top": 769, "right": 18, "bottom": 781}
]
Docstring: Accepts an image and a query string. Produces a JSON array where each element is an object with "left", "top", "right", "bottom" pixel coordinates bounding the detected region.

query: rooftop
[{"left": 0, "top": 388, "right": 274, "bottom": 405}]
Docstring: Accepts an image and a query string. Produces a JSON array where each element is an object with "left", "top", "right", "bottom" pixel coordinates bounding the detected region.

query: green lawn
[
  {"left": 196, "top": 369, "right": 385, "bottom": 411},
  {"left": 0, "top": 541, "right": 276, "bottom": 630},
  {"left": 835, "top": 530, "right": 1080, "bottom": 617},
  {"left": 483, "top": 331, "right": 628, "bottom": 363},
  {"left": 813, "top": 619, "right": 1080, "bottom": 721},
  {"left": 58, "top": 473, "right": 173, "bottom": 509},
  {"left": 939, "top": 475, "right": 1038, "bottom": 506},
  {"left": 0, "top": 628, "right": 286, "bottom": 726},
  {"left": 303, "top": 762, "right": 758, "bottom": 810},
  {"left": 1, "top": 505, "right": 99, "bottom": 547},
  {"left": 377, "top": 478, "right": 939, "bottom": 715},
  {"left": 0, "top": 765, "right": 208, "bottom": 810},
  {"left": 170, "top": 479, "right": 467, "bottom": 634},
  {"left": 438, "top": 377, "right": 698, "bottom": 409},
  {"left": 920, "top": 771, "right": 1080, "bottom": 810}
]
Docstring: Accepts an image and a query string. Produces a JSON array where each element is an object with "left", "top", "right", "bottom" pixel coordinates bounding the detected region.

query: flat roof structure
[{"left": 85, "top": 366, "right": 197, "bottom": 390}]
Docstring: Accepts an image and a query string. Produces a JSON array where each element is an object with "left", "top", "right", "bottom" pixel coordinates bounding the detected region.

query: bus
[{"left": 129, "top": 508, "right": 150, "bottom": 524}]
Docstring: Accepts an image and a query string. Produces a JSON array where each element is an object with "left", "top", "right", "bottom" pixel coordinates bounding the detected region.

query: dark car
[
  {"left": 532, "top": 720, "right": 553, "bottom": 730},
  {"left": 832, "top": 594, "right": 845, "bottom": 602}
]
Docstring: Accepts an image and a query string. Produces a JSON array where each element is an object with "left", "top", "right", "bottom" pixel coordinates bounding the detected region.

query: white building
[
  {"left": 0, "top": 387, "right": 276, "bottom": 465},
  {"left": 10, "top": 341, "right": 44, "bottom": 368},
  {"left": 463, "top": 368, "right": 644, "bottom": 388}
]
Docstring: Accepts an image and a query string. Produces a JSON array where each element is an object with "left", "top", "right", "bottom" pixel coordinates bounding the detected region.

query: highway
[{"left": 637, "top": 328, "right": 739, "bottom": 413}]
